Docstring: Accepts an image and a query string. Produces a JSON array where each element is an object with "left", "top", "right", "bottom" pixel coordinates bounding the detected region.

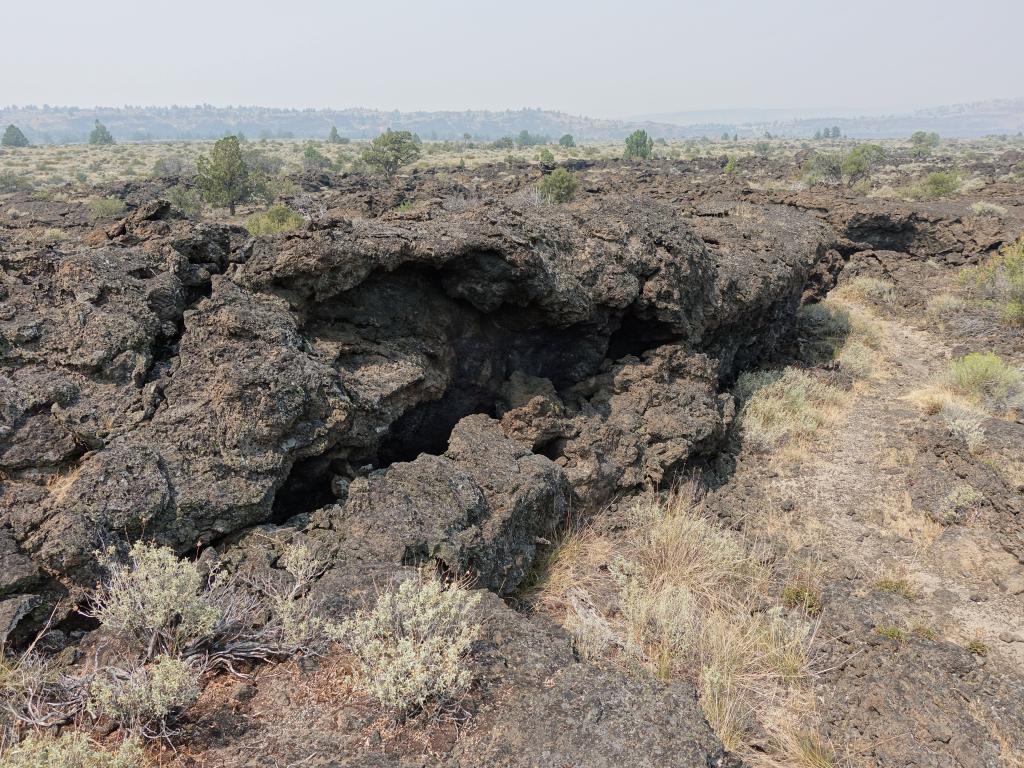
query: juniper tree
[
  {"left": 328, "top": 126, "right": 341, "bottom": 143},
  {"left": 559, "top": 133, "right": 575, "bottom": 148},
  {"left": 624, "top": 129, "right": 653, "bottom": 160},
  {"left": 196, "top": 136, "right": 251, "bottom": 215},
  {"left": 89, "top": 120, "right": 115, "bottom": 145},
  {"left": 360, "top": 130, "right": 420, "bottom": 179},
  {"left": 2, "top": 124, "right": 29, "bottom": 147}
]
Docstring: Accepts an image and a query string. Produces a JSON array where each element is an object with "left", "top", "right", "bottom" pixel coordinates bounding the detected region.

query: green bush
[
  {"left": 1, "top": 171, "right": 34, "bottom": 193},
  {"left": 559, "top": 133, "right": 575, "bottom": 148},
  {"left": 841, "top": 144, "right": 885, "bottom": 185},
  {"left": 196, "top": 135, "right": 251, "bottom": 214},
  {"left": 246, "top": 204, "right": 305, "bottom": 235},
  {"left": 536, "top": 167, "right": 578, "bottom": 203},
  {"left": 537, "top": 147, "right": 555, "bottom": 165},
  {"left": 624, "top": 129, "right": 653, "bottom": 160},
  {"left": 735, "top": 368, "right": 844, "bottom": 449},
  {"left": 340, "top": 578, "right": 481, "bottom": 716},
  {"left": 801, "top": 152, "right": 843, "bottom": 185},
  {"left": 88, "top": 197, "right": 128, "bottom": 220},
  {"left": 302, "top": 144, "right": 331, "bottom": 171},
  {"left": 948, "top": 352, "right": 1023, "bottom": 411},
  {"left": 162, "top": 185, "right": 204, "bottom": 219},
  {"left": 905, "top": 171, "right": 960, "bottom": 200},
  {"left": 723, "top": 156, "right": 737, "bottom": 175}
]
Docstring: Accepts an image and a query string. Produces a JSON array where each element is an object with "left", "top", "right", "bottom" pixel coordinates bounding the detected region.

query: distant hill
[
  {"left": 637, "top": 99, "right": 1024, "bottom": 139},
  {"left": 2, "top": 99, "right": 1021, "bottom": 144},
  {"left": 0, "top": 105, "right": 694, "bottom": 144}
]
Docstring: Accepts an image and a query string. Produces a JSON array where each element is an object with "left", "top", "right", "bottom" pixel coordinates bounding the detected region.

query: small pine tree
[
  {"left": 89, "top": 120, "right": 115, "bottom": 145},
  {"left": 624, "top": 129, "right": 653, "bottom": 160},
  {"left": 2, "top": 124, "right": 29, "bottom": 147},
  {"left": 196, "top": 136, "right": 251, "bottom": 215},
  {"left": 360, "top": 130, "right": 421, "bottom": 179},
  {"left": 328, "top": 126, "right": 341, "bottom": 143},
  {"left": 537, "top": 148, "right": 555, "bottom": 166},
  {"left": 831, "top": 126, "right": 841, "bottom": 139},
  {"left": 537, "top": 167, "right": 578, "bottom": 203}
]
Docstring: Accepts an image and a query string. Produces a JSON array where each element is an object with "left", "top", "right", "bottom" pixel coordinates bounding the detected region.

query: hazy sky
[{"left": 5, "top": 0, "right": 1022, "bottom": 118}]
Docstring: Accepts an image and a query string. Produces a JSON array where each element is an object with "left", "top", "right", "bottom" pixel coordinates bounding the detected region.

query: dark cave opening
[{"left": 606, "top": 311, "right": 680, "bottom": 362}]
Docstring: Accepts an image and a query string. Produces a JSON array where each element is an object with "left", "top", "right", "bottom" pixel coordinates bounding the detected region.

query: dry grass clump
[
  {"left": 734, "top": 368, "right": 845, "bottom": 451},
  {"left": 941, "top": 403, "right": 987, "bottom": 453},
  {"left": 970, "top": 201, "right": 1007, "bottom": 218},
  {"left": 339, "top": 577, "right": 481, "bottom": 717},
  {"left": 1, "top": 730, "right": 143, "bottom": 768},
  {"left": 834, "top": 276, "right": 897, "bottom": 306},
  {"left": 926, "top": 293, "right": 968, "bottom": 325},
  {"left": 535, "top": 489, "right": 824, "bottom": 758},
  {"left": 872, "top": 575, "right": 918, "bottom": 599},
  {"left": 797, "top": 299, "right": 883, "bottom": 380},
  {"left": 245, "top": 203, "right": 304, "bottom": 235}
]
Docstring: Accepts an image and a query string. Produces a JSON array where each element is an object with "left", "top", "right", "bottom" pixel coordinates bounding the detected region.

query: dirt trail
[{"left": 767, "top": 303, "right": 1024, "bottom": 669}]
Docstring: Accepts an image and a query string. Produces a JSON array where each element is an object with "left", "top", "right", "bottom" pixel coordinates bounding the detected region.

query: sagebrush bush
[
  {"left": 162, "top": 184, "right": 203, "bottom": 219},
  {"left": 1, "top": 731, "right": 143, "bottom": 768},
  {"left": 905, "top": 171, "right": 961, "bottom": 200},
  {"left": 536, "top": 167, "right": 578, "bottom": 203},
  {"left": 340, "top": 578, "right": 481, "bottom": 716},
  {"left": 837, "top": 275, "right": 896, "bottom": 305},
  {"left": 970, "top": 201, "right": 1006, "bottom": 217},
  {"left": 960, "top": 239, "right": 1024, "bottom": 326},
  {"left": 948, "top": 352, "right": 1023, "bottom": 411},
  {"left": 246, "top": 204, "right": 304, "bottom": 235},
  {"left": 87, "top": 655, "right": 200, "bottom": 739},
  {"left": 940, "top": 403, "right": 986, "bottom": 453}
]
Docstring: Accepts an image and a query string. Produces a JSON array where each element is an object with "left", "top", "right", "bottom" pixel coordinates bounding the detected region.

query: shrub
[
  {"left": 559, "top": 133, "right": 575, "bottom": 148},
  {"left": 246, "top": 204, "right": 305, "bottom": 235},
  {"left": 875, "top": 625, "right": 907, "bottom": 642},
  {"left": 926, "top": 293, "right": 967, "bottom": 323},
  {"left": 87, "top": 197, "right": 127, "bottom": 220},
  {"left": 960, "top": 239, "right": 1024, "bottom": 326},
  {"left": 941, "top": 403, "right": 986, "bottom": 453},
  {"left": 734, "top": 368, "right": 844, "bottom": 449},
  {"left": 841, "top": 144, "right": 885, "bottom": 185},
  {"left": 361, "top": 130, "right": 420, "bottom": 179},
  {"left": 723, "top": 155, "right": 737, "bottom": 175},
  {"left": 1, "top": 731, "right": 143, "bottom": 768},
  {"left": 938, "top": 485, "right": 984, "bottom": 524},
  {"left": 536, "top": 167, "right": 578, "bottom": 203},
  {"left": 970, "top": 201, "right": 1006, "bottom": 217},
  {"left": 536, "top": 147, "right": 555, "bottom": 165},
  {"left": 781, "top": 585, "right": 822, "bottom": 616},
  {"left": 340, "top": 578, "right": 481, "bottom": 716},
  {"left": 910, "top": 131, "right": 939, "bottom": 157},
  {"left": 162, "top": 184, "right": 203, "bottom": 219},
  {"left": 151, "top": 155, "right": 192, "bottom": 177},
  {"left": 302, "top": 144, "right": 331, "bottom": 171},
  {"left": 801, "top": 151, "right": 843, "bottom": 185},
  {"left": 905, "top": 171, "right": 960, "bottom": 200},
  {"left": 624, "top": 129, "right": 653, "bottom": 160},
  {"left": 41, "top": 227, "right": 66, "bottom": 244},
  {"left": 0, "top": 171, "right": 33, "bottom": 193},
  {"left": 948, "top": 352, "right": 1023, "bottom": 411},
  {"left": 87, "top": 655, "right": 200, "bottom": 738}
]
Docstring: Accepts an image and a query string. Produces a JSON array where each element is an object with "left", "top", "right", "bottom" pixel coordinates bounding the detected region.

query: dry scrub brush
[
  {"left": 533, "top": 488, "right": 827, "bottom": 759},
  {"left": 734, "top": 368, "right": 845, "bottom": 452},
  {"left": 338, "top": 577, "right": 481, "bottom": 719}
]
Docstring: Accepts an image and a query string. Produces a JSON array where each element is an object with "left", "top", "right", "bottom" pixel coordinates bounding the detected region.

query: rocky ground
[{"left": 1, "top": 150, "right": 1022, "bottom": 766}]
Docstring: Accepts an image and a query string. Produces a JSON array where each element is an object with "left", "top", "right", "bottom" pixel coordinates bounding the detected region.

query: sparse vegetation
[
  {"left": 339, "top": 577, "right": 481, "bottom": 717},
  {"left": 246, "top": 203, "right": 305, "bottom": 235},
  {"left": 734, "top": 368, "right": 844, "bottom": 450},
  {"left": 904, "top": 171, "right": 961, "bottom": 200},
  {"left": 875, "top": 624, "right": 907, "bottom": 642},
  {"left": 873, "top": 575, "right": 917, "bottom": 599},
  {"left": 536, "top": 167, "right": 578, "bottom": 203}
]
